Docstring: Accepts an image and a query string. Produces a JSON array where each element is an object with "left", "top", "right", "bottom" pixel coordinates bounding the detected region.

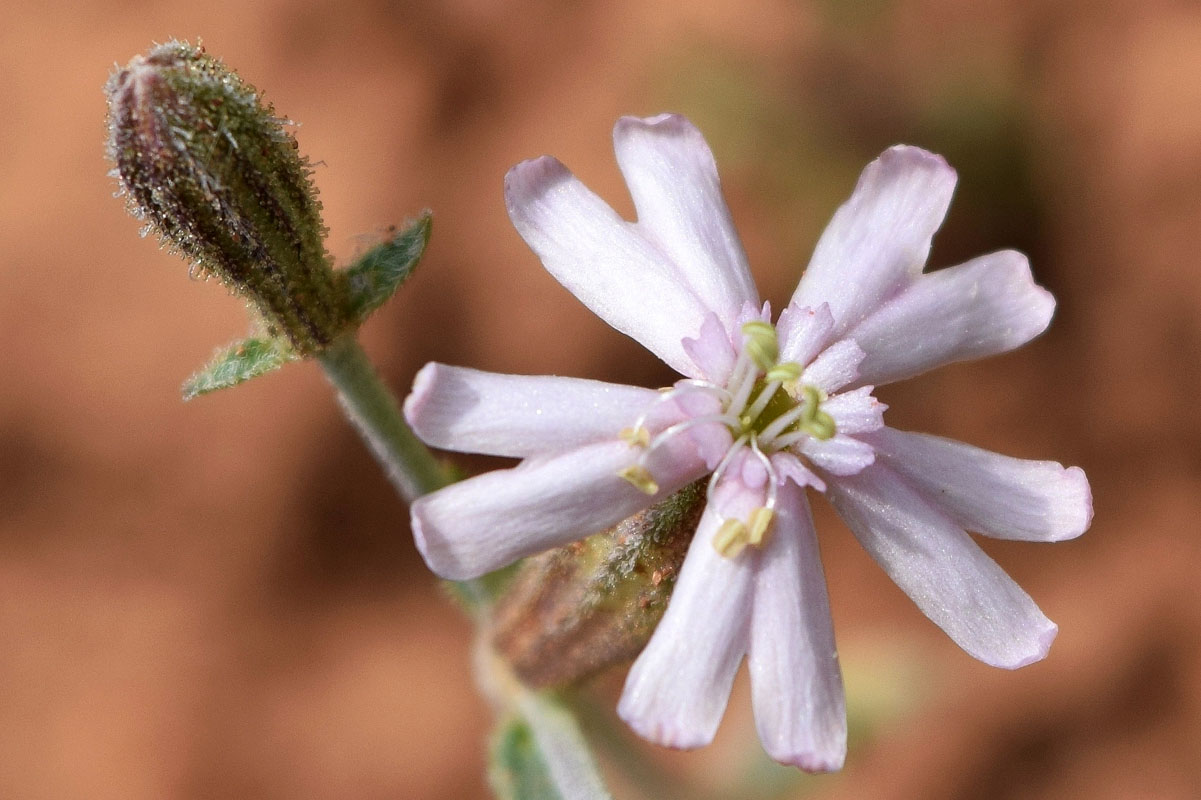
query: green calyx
[
  {"left": 489, "top": 480, "right": 707, "bottom": 689},
  {"left": 106, "top": 40, "right": 346, "bottom": 355},
  {"left": 107, "top": 40, "right": 434, "bottom": 397}
]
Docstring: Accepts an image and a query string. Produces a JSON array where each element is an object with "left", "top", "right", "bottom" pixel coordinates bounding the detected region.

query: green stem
[
  {"left": 317, "top": 335, "right": 451, "bottom": 501},
  {"left": 319, "top": 334, "right": 613, "bottom": 799},
  {"left": 478, "top": 644, "right": 612, "bottom": 800}
]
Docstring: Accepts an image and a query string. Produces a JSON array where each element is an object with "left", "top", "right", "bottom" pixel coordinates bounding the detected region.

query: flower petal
[
  {"left": 772, "top": 451, "right": 825, "bottom": 491},
  {"left": 614, "top": 114, "right": 759, "bottom": 327},
  {"left": 803, "top": 339, "right": 865, "bottom": 394},
  {"left": 777, "top": 302, "right": 835, "bottom": 368},
  {"left": 848, "top": 250, "right": 1056, "bottom": 387},
  {"left": 618, "top": 487, "right": 756, "bottom": 749},
  {"left": 405, "top": 363, "right": 659, "bottom": 458},
  {"left": 412, "top": 439, "right": 707, "bottom": 580},
  {"left": 791, "top": 146, "right": 957, "bottom": 337},
  {"left": 748, "top": 484, "right": 846, "bottom": 771},
  {"left": 821, "top": 386, "right": 886, "bottom": 435},
  {"left": 505, "top": 156, "right": 711, "bottom": 376},
  {"left": 825, "top": 463, "right": 1058, "bottom": 668},
  {"left": 682, "top": 312, "right": 737, "bottom": 384},
  {"left": 799, "top": 434, "right": 875, "bottom": 476},
  {"left": 864, "top": 427, "right": 1093, "bottom": 542}
]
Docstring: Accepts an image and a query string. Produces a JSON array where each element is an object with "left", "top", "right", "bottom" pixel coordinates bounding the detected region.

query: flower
[{"left": 404, "top": 114, "right": 1093, "bottom": 771}]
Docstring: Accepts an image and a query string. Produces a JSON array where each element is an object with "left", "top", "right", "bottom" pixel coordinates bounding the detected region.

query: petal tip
[
  {"left": 884, "top": 143, "right": 935, "bottom": 157},
  {"left": 1004, "top": 619, "right": 1058, "bottom": 670},
  {"left": 982, "top": 250, "right": 1056, "bottom": 338},
  {"left": 402, "top": 361, "right": 438, "bottom": 428},
  {"left": 769, "top": 747, "right": 846, "bottom": 774},
  {"left": 1006, "top": 250, "right": 1057, "bottom": 334},
  {"left": 1053, "top": 466, "right": 1094, "bottom": 541},
  {"left": 503, "top": 155, "right": 570, "bottom": 210},
  {"left": 617, "top": 705, "right": 712, "bottom": 751},
  {"left": 614, "top": 111, "right": 692, "bottom": 136},
  {"left": 409, "top": 498, "right": 480, "bottom": 582},
  {"left": 881, "top": 144, "right": 954, "bottom": 176}
]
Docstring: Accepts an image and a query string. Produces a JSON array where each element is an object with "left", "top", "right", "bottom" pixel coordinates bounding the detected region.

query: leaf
[
  {"left": 344, "top": 212, "right": 432, "bottom": 320},
  {"left": 182, "top": 337, "right": 296, "bottom": 400},
  {"left": 489, "top": 717, "right": 563, "bottom": 800}
]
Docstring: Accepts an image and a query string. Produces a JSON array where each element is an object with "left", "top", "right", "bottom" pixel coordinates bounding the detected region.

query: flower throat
[{"left": 618, "top": 321, "right": 836, "bottom": 557}]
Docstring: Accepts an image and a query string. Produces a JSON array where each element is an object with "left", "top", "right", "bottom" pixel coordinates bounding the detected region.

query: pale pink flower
[{"left": 404, "top": 114, "right": 1092, "bottom": 771}]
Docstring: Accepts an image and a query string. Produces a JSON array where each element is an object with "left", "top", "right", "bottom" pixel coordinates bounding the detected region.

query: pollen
[
  {"left": 614, "top": 320, "right": 839, "bottom": 555},
  {"left": 741, "top": 320, "right": 779, "bottom": 370},
  {"left": 747, "top": 507, "right": 774, "bottom": 546},
  {"left": 713, "top": 518, "right": 750, "bottom": 558},
  {"left": 618, "top": 464, "right": 659, "bottom": 495},
  {"left": 619, "top": 426, "right": 651, "bottom": 447}
]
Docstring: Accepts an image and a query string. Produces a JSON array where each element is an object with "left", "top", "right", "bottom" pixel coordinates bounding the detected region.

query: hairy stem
[
  {"left": 318, "top": 335, "right": 451, "bottom": 501},
  {"left": 320, "top": 335, "right": 612, "bottom": 798}
]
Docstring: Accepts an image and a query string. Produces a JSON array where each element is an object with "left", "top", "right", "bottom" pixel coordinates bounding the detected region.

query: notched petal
[
  {"left": 791, "top": 146, "right": 957, "bottom": 337},
  {"left": 504, "top": 155, "right": 711, "bottom": 377},
  {"left": 614, "top": 114, "right": 759, "bottom": 325},
  {"left": 849, "top": 250, "right": 1057, "bottom": 387}
]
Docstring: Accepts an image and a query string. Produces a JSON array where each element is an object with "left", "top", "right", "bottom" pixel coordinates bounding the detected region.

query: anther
[
  {"left": 713, "top": 518, "right": 749, "bottom": 558},
  {"left": 805, "top": 410, "right": 837, "bottom": 440},
  {"left": 765, "top": 362, "right": 801, "bottom": 383},
  {"left": 747, "top": 507, "right": 774, "bottom": 545},
  {"left": 741, "top": 321, "right": 779, "bottom": 370},
  {"left": 796, "top": 385, "right": 837, "bottom": 440},
  {"left": 619, "top": 427, "right": 650, "bottom": 447},
  {"left": 618, "top": 465, "right": 659, "bottom": 495}
]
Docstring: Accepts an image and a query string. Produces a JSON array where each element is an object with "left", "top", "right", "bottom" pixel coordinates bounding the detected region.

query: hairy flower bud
[
  {"left": 105, "top": 41, "right": 350, "bottom": 354},
  {"left": 490, "top": 480, "right": 707, "bottom": 689}
]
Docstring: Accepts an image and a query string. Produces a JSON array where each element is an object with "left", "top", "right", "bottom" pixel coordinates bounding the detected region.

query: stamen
[
  {"left": 713, "top": 518, "right": 749, "bottom": 558},
  {"left": 747, "top": 507, "right": 774, "bottom": 545},
  {"left": 619, "top": 427, "right": 650, "bottom": 447},
  {"left": 645, "top": 413, "right": 740, "bottom": 453},
  {"left": 725, "top": 342, "right": 754, "bottom": 393},
  {"left": 676, "top": 378, "right": 732, "bottom": 401},
  {"left": 617, "top": 465, "right": 659, "bottom": 495},
  {"left": 758, "top": 402, "right": 808, "bottom": 443},
  {"left": 627, "top": 381, "right": 727, "bottom": 439},
  {"left": 771, "top": 431, "right": 809, "bottom": 450},
  {"left": 742, "top": 380, "right": 782, "bottom": 427},
  {"left": 749, "top": 437, "right": 780, "bottom": 511},
  {"left": 727, "top": 357, "right": 760, "bottom": 420},
  {"left": 705, "top": 433, "right": 750, "bottom": 507},
  {"left": 805, "top": 410, "right": 837, "bottom": 440},
  {"left": 741, "top": 321, "right": 779, "bottom": 370},
  {"left": 765, "top": 362, "right": 801, "bottom": 383},
  {"left": 801, "top": 384, "right": 827, "bottom": 415}
]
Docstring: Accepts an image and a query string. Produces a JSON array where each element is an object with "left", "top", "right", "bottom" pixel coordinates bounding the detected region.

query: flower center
[{"left": 617, "top": 321, "right": 837, "bottom": 558}]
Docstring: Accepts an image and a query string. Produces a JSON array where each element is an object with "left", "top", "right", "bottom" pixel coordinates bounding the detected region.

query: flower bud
[
  {"left": 490, "top": 480, "right": 706, "bottom": 689},
  {"left": 105, "top": 41, "right": 349, "bottom": 354}
]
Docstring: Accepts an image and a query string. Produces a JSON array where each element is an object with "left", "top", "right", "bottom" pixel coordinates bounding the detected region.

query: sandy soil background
[{"left": 2, "top": 0, "right": 1200, "bottom": 797}]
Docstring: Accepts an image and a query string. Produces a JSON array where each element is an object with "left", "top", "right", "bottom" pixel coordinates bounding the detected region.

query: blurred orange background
[{"left": 2, "top": 1, "right": 1199, "bottom": 798}]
